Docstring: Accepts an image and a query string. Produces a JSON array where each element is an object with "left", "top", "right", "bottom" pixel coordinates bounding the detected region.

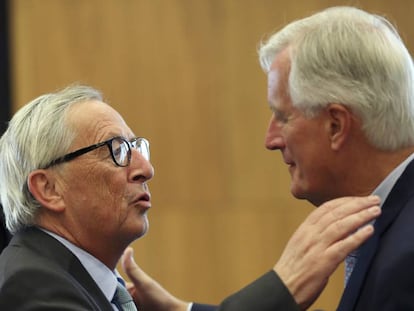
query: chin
[
  {"left": 290, "top": 184, "right": 305, "bottom": 199},
  {"left": 135, "top": 217, "right": 149, "bottom": 238},
  {"left": 290, "top": 186, "right": 316, "bottom": 205}
]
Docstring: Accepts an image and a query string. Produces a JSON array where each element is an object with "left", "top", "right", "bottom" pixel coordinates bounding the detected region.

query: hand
[
  {"left": 274, "top": 195, "right": 381, "bottom": 310},
  {"left": 121, "top": 247, "right": 190, "bottom": 311}
]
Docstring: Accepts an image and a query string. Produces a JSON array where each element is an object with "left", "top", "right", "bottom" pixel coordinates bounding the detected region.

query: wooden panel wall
[{"left": 9, "top": 1, "right": 414, "bottom": 309}]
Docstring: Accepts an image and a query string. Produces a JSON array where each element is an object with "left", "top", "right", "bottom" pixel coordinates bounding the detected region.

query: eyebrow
[
  {"left": 268, "top": 102, "right": 280, "bottom": 113},
  {"left": 104, "top": 133, "right": 136, "bottom": 141}
]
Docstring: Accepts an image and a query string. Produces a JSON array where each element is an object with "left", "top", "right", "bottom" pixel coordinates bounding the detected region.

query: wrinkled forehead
[{"left": 66, "top": 100, "right": 132, "bottom": 144}]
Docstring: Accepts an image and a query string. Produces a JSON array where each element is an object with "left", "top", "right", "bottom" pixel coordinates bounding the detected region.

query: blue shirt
[{"left": 372, "top": 152, "right": 414, "bottom": 206}]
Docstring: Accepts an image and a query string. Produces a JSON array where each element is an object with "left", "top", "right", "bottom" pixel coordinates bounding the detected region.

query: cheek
[
  {"left": 296, "top": 147, "right": 332, "bottom": 193},
  {"left": 100, "top": 175, "right": 128, "bottom": 210},
  {"left": 290, "top": 139, "right": 324, "bottom": 179},
  {"left": 79, "top": 169, "right": 127, "bottom": 213}
]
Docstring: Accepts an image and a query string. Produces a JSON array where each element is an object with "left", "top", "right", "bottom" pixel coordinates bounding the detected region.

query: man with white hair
[{"left": 124, "top": 6, "right": 414, "bottom": 311}]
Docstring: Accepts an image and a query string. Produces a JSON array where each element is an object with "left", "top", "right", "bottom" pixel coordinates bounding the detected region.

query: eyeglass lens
[
  {"left": 111, "top": 138, "right": 150, "bottom": 166},
  {"left": 134, "top": 139, "right": 150, "bottom": 161},
  {"left": 111, "top": 138, "right": 129, "bottom": 166}
]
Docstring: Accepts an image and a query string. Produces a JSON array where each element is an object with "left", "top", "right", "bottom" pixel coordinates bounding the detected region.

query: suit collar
[
  {"left": 337, "top": 159, "right": 414, "bottom": 311},
  {"left": 10, "top": 227, "right": 113, "bottom": 310},
  {"left": 41, "top": 228, "right": 118, "bottom": 303}
]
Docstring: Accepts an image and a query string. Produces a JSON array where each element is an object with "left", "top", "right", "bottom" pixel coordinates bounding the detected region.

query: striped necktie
[{"left": 112, "top": 278, "right": 137, "bottom": 311}]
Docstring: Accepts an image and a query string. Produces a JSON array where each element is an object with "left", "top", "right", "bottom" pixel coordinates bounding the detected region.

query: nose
[
  {"left": 265, "top": 115, "right": 285, "bottom": 150},
  {"left": 129, "top": 150, "right": 154, "bottom": 183}
]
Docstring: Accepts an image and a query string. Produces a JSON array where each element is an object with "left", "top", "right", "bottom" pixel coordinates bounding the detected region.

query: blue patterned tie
[
  {"left": 345, "top": 249, "right": 359, "bottom": 286},
  {"left": 112, "top": 278, "right": 137, "bottom": 311}
]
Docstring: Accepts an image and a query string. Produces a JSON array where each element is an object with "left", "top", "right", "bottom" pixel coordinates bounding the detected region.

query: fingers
[
  {"left": 327, "top": 224, "right": 374, "bottom": 262},
  {"left": 310, "top": 195, "right": 381, "bottom": 226},
  {"left": 321, "top": 205, "right": 380, "bottom": 245},
  {"left": 121, "top": 247, "right": 148, "bottom": 286},
  {"left": 120, "top": 247, "right": 190, "bottom": 311},
  {"left": 122, "top": 247, "right": 134, "bottom": 268},
  {"left": 303, "top": 196, "right": 380, "bottom": 242},
  {"left": 121, "top": 247, "right": 134, "bottom": 275},
  {"left": 273, "top": 196, "right": 381, "bottom": 309},
  {"left": 300, "top": 196, "right": 381, "bottom": 264},
  {"left": 287, "top": 196, "right": 381, "bottom": 258}
]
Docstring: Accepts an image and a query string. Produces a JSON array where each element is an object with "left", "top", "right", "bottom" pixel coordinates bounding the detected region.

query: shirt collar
[{"left": 372, "top": 152, "right": 414, "bottom": 205}]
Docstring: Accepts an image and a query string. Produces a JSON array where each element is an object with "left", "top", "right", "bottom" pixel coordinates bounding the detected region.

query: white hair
[
  {"left": 0, "top": 85, "right": 102, "bottom": 233},
  {"left": 259, "top": 6, "right": 414, "bottom": 150}
]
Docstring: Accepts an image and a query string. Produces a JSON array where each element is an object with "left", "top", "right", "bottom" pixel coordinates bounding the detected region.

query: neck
[
  {"left": 37, "top": 221, "right": 126, "bottom": 270},
  {"left": 315, "top": 146, "right": 414, "bottom": 206}
]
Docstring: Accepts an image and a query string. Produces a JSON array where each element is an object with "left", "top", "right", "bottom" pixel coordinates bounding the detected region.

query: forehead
[
  {"left": 267, "top": 49, "right": 291, "bottom": 110},
  {"left": 66, "top": 100, "right": 133, "bottom": 143}
]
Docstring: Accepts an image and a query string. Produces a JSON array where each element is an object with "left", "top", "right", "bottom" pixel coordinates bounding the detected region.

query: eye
[
  {"left": 112, "top": 145, "right": 122, "bottom": 157},
  {"left": 111, "top": 138, "right": 128, "bottom": 160},
  {"left": 273, "top": 110, "right": 289, "bottom": 124}
]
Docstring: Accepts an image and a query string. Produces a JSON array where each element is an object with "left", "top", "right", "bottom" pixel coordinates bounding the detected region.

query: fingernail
[
  {"left": 369, "top": 206, "right": 381, "bottom": 215},
  {"left": 368, "top": 195, "right": 381, "bottom": 202}
]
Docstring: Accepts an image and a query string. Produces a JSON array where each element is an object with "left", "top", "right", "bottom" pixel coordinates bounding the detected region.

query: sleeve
[
  {"left": 192, "top": 270, "right": 300, "bottom": 311},
  {"left": 191, "top": 303, "right": 217, "bottom": 311}
]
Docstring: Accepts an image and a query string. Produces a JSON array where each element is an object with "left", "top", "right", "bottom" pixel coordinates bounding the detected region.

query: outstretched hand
[
  {"left": 274, "top": 196, "right": 381, "bottom": 310},
  {"left": 121, "top": 247, "right": 190, "bottom": 311},
  {"left": 121, "top": 196, "right": 381, "bottom": 311}
]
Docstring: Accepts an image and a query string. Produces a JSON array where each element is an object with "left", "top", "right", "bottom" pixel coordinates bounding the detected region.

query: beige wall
[{"left": 9, "top": 1, "right": 414, "bottom": 309}]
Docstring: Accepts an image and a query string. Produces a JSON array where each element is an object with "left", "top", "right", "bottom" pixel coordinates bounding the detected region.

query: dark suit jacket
[
  {"left": 0, "top": 227, "right": 299, "bottom": 311},
  {"left": 0, "top": 227, "right": 113, "bottom": 310},
  {"left": 337, "top": 159, "right": 414, "bottom": 310},
  {"left": 192, "top": 270, "right": 300, "bottom": 311}
]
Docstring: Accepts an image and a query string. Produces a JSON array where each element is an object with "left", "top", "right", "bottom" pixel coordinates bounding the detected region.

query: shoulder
[
  {"left": 0, "top": 264, "right": 101, "bottom": 310},
  {"left": 0, "top": 228, "right": 110, "bottom": 310}
]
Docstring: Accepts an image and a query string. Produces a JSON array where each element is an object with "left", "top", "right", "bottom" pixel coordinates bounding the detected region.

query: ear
[
  {"left": 27, "top": 169, "right": 65, "bottom": 212},
  {"left": 325, "top": 104, "right": 352, "bottom": 151}
]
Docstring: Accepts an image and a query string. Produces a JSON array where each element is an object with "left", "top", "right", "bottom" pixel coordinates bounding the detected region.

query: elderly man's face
[
  {"left": 264, "top": 49, "right": 335, "bottom": 206},
  {"left": 56, "top": 100, "right": 154, "bottom": 253}
]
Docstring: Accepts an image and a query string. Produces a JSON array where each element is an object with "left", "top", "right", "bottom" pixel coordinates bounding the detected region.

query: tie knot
[
  {"left": 117, "top": 277, "right": 126, "bottom": 287},
  {"left": 112, "top": 279, "right": 137, "bottom": 311}
]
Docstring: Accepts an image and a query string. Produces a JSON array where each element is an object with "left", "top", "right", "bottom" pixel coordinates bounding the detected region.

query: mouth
[
  {"left": 284, "top": 159, "right": 294, "bottom": 167},
  {"left": 285, "top": 161, "right": 296, "bottom": 174},
  {"left": 131, "top": 192, "right": 152, "bottom": 210}
]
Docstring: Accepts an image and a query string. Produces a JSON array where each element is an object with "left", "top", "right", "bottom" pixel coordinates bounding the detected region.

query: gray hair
[
  {"left": 0, "top": 84, "right": 102, "bottom": 233},
  {"left": 259, "top": 6, "right": 414, "bottom": 150}
]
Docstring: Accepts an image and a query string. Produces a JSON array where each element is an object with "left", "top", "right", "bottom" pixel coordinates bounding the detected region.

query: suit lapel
[
  {"left": 14, "top": 227, "right": 113, "bottom": 310},
  {"left": 336, "top": 159, "right": 414, "bottom": 311},
  {"left": 336, "top": 231, "right": 379, "bottom": 311}
]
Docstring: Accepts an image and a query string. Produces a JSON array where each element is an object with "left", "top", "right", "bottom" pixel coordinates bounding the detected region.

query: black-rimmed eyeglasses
[{"left": 43, "top": 136, "right": 150, "bottom": 168}]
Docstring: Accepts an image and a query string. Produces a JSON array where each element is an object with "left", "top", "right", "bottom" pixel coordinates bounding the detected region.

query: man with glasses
[
  {"left": 0, "top": 84, "right": 379, "bottom": 310},
  {"left": 0, "top": 85, "right": 153, "bottom": 310}
]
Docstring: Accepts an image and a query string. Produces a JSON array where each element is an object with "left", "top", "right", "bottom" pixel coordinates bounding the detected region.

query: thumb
[
  {"left": 121, "top": 246, "right": 150, "bottom": 286},
  {"left": 121, "top": 247, "right": 190, "bottom": 310}
]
